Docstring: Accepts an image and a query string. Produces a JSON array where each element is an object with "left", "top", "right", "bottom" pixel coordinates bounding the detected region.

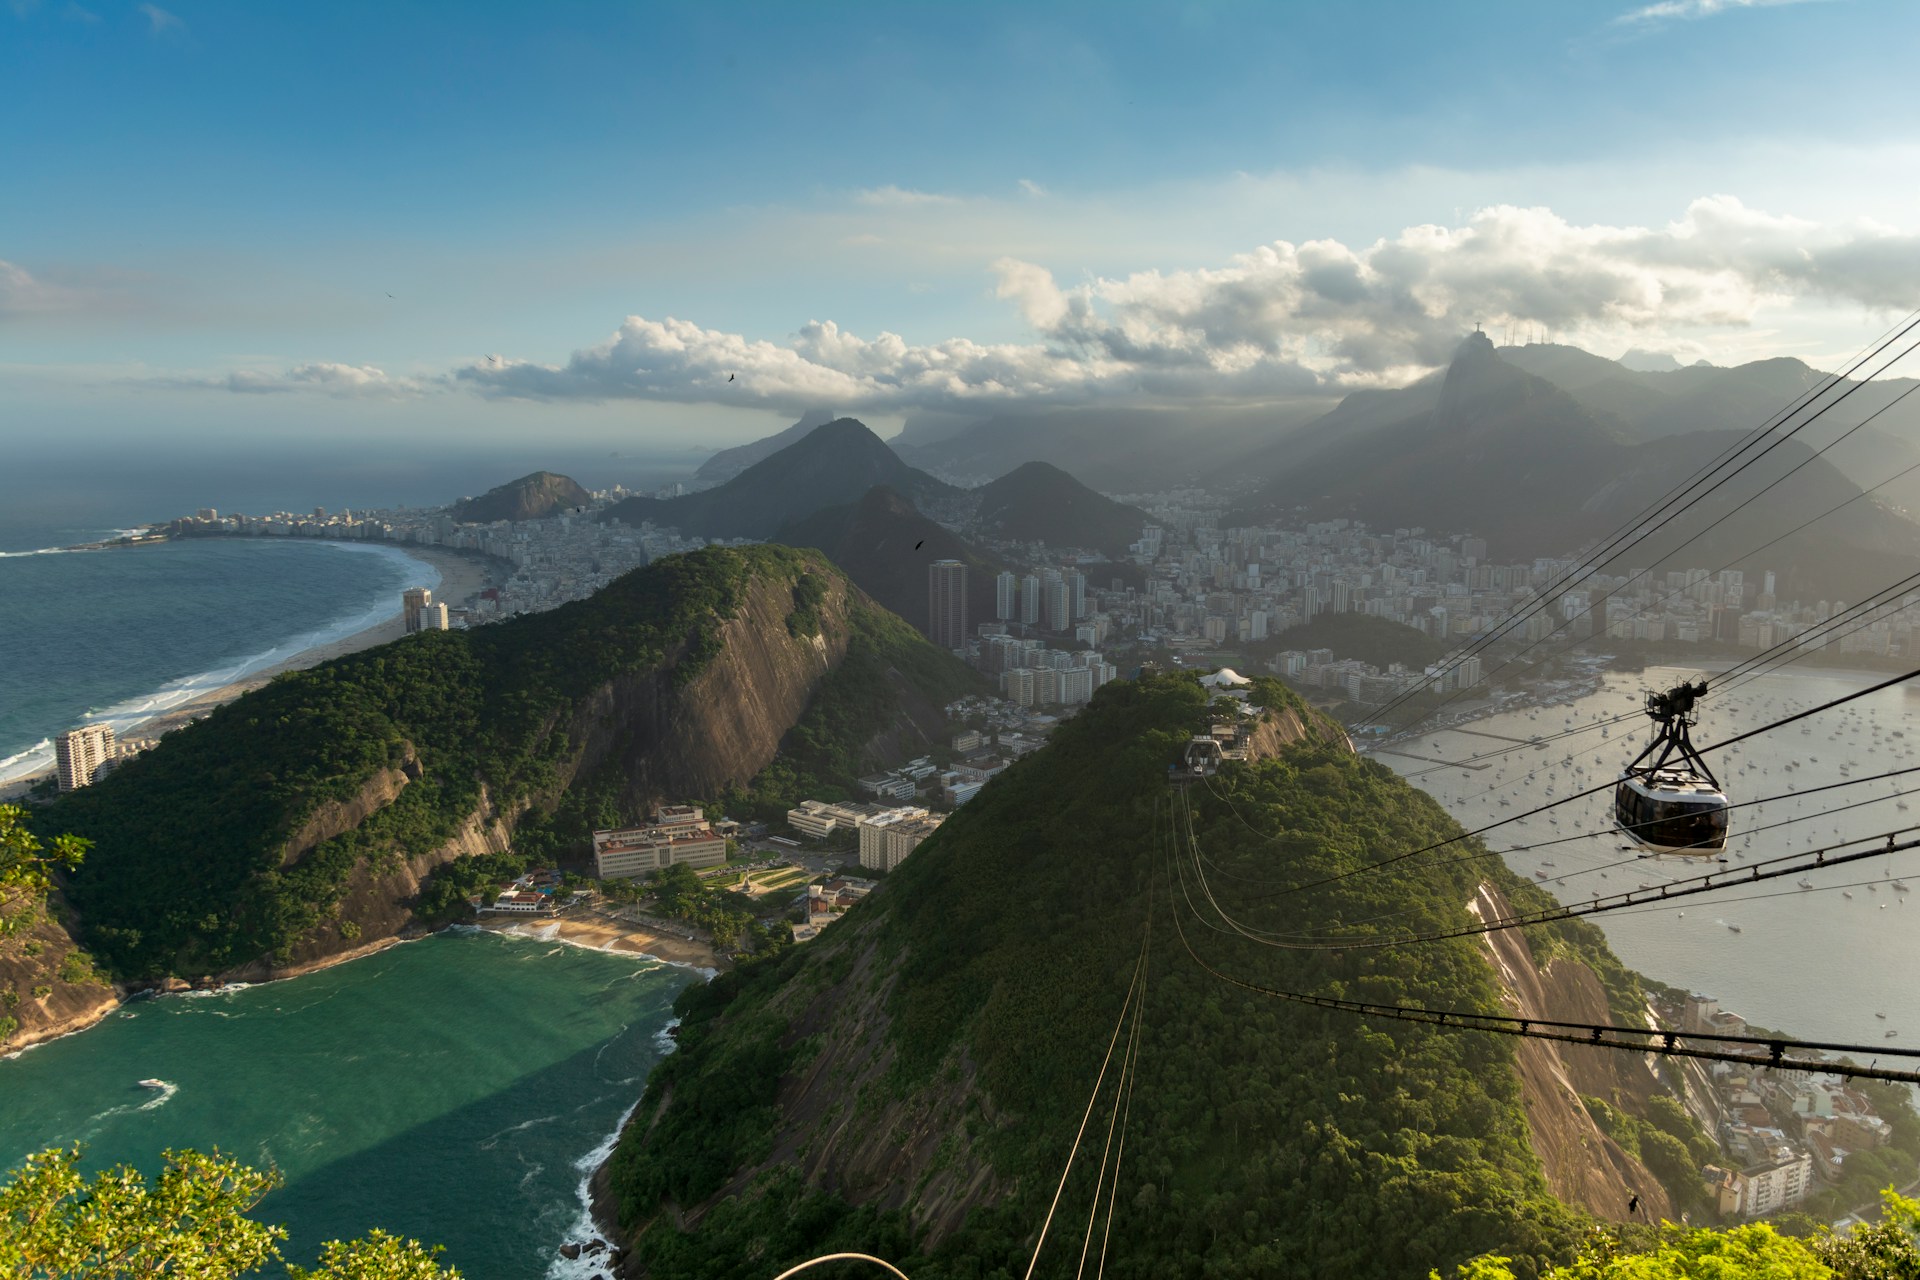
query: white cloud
[
  {"left": 0, "top": 259, "right": 94, "bottom": 317},
  {"left": 165, "top": 362, "right": 436, "bottom": 398},
  {"left": 1017, "top": 178, "right": 1048, "bottom": 198},
  {"left": 137, "top": 2, "right": 180, "bottom": 34},
  {"left": 445, "top": 197, "right": 1920, "bottom": 413},
  {"left": 1615, "top": 0, "right": 1825, "bottom": 25},
  {"left": 853, "top": 185, "right": 959, "bottom": 207}
]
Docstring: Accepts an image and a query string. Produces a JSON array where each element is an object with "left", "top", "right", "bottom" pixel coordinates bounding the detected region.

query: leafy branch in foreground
[
  {"left": 0, "top": 1145, "right": 458, "bottom": 1280},
  {"left": 0, "top": 804, "right": 88, "bottom": 941}
]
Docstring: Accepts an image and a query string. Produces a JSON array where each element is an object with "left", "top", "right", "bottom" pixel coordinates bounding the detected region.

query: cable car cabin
[
  {"left": 1174, "top": 735, "right": 1226, "bottom": 781},
  {"left": 1614, "top": 769, "right": 1729, "bottom": 853},
  {"left": 1614, "top": 678, "right": 1729, "bottom": 854}
]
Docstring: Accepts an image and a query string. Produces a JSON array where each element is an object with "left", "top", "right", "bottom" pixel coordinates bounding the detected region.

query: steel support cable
[
  {"left": 1078, "top": 905, "right": 1149, "bottom": 1280},
  {"left": 1159, "top": 804, "right": 1920, "bottom": 1086},
  {"left": 1197, "top": 813, "right": 1920, "bottom": 952},
  {"left": 1024, "top": 932, "right": 1149, "bottom": 1280},
  {"left": 1348, "top": 323, "right": 1920, "bottom": 734},
  {"left": 1711, "top": 592, "right": 1920, "bottom": 703},
  {"left": 1707, "top": 569, "right": 1920, "bottom": 695},
  {"left": 1241, "top": 666, "right": 1920, "bottom": 905},
  {"left": 1351, "top": 319, "right": 1920, "bottom": 729},
  {"left": 1093, "top": 975, "right": 1145, "bottom": 1280},
  {"left": 1205, "top": 771, "right": 1920, "bottom": 940},
  {"left": 1354, "top": 358, "right": 1920, "bottom": 737}
]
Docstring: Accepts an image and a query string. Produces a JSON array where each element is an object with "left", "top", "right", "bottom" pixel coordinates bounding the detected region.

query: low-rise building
[
  {"left": 593, "top": 805, "right": 729, "bottom": 879},
  {"left": 786, "top": 799, "right": 884, "bottom": 840}
]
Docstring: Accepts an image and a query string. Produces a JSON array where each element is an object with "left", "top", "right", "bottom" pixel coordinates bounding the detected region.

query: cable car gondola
[
  {"left": 1170, "top": 735, "right": 1225, "bottom": 783},
  {"left": 1615, "top": 679, "right": 1729, "bottom": 854}
]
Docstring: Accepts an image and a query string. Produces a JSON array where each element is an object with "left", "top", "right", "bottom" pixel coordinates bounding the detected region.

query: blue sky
[{"left": 5, "top": 0, "right": 1920, "bottom": 455}]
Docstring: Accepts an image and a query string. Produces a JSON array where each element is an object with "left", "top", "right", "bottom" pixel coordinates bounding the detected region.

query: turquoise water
[{"left": 0, "top": 930, "right": 693, "bottom": 1279}]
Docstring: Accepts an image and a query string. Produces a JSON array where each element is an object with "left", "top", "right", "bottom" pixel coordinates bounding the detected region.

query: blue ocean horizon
[{"left": 0, "top": 443, "right": 700, "bottom": 786}]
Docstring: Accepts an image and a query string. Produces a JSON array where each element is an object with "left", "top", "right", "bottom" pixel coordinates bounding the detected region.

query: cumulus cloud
[
  {"left": 1615, "top": 0, "right": 1825, "bottom": 25},
  {"left": 165, "top": 362, "right": 436, "bottom": 398},
  {"left": 447, "top": 197, "right": 1920, "bottom": 413}
]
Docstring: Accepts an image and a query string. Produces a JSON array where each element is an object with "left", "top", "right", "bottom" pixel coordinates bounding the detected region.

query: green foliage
[
  {"left": 38, "top": 546, "right": 972, "bottom": 981},
  {"left": 1266, "top": 612, "right": 1444, "bottom": 670},
  {"left": 0, "top": 804, "right": 88, "bottom": 942},
  {"left": 786, "top": 570, "right": 830, "bottom": 638},
  {"left": 1440, "top": 1220, "right": 1831, "bottom": 1279},
  {"left": 0, "top": 1144, "right": 458, "bottom": 1280},
  {"left": 607, "top": 673, "right": 1602, "bottom": 1279}
]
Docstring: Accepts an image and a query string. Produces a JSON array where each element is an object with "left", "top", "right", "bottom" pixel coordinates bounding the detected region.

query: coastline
[
  {"left": 472, "top": 910, "right": 725, "bottom": 974},
  {"left": 0, "top": 543, "right": 506, "bottom": 798}
]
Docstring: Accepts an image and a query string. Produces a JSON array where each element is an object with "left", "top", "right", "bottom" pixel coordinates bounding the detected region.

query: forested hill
[
  {"left": 449, "top": 470, "right": 591, "bottom": 522},
  {"left": 600, "top": 673, "right": 1672, "bottom": 1279},
  {"left": 40, "top": 546, "right": 980, "bottom": 982}
]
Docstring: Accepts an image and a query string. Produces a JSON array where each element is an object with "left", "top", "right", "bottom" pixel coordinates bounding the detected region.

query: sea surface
[
  {"left": 0, "top": 929, "right": 693, "bottom": 1280},
  {"left": 0, "top": 532, "right": 435, "bottom": 785},
  {"left": 1380, "top": 663, "right": 1920, "bottom": 1049}
]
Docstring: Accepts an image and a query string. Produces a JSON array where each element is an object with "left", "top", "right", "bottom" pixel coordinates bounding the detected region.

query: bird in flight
[
  {"left": 727, "top": 373, "right": 735, "bottom": 382},
  {"left": 1627, "top": 1194, "right": 1640, "bottom": 1215},
  {"left": 386, "top": 292, "right": 395, "bottom": 298},
  {"left": 915, "top": 540, "right": 924, "bottom": 550}
]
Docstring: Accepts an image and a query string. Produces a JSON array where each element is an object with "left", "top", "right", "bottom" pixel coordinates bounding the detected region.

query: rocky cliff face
[
  {"left": 242, "top": 570, "right": 870, "bottom": 979},
  {"left": 0, "top": 908, "right": 119, "bottom": 1051},
  {"left": 1471, "top": 883, "right": 1672, "bottom": 1223}
]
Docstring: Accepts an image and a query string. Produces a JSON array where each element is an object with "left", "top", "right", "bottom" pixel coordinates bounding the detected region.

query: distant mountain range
[
  {"left": 692, "top": 407, "right": 838, "bottom": 487},
  {"left": 450, "top": 471, "right": 591, "bottom": 523},
  {"left": 601, "top": 418, "right": 959, "bottom": 541},
  {"left": 1228, "top": 332, "right": 1920, "bottom": 597},
  {"left": 970, "top": 461, "right": 1150, "bottom": 557},
  {"left": 775, "top": 484, "right": 1005, "bottom": 631}
]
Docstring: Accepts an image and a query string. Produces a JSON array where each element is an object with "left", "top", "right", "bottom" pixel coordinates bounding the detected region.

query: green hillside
[
  {"left": 602, "top": 673, "right": 1637, "bottom": 1279},
  {"left": 42, "top": 546, "right": 978, "bottom": 980}
]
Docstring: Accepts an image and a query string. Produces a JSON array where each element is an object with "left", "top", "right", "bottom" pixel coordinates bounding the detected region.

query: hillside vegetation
[
  {"left": 1266, "top": 612, "right": 1443, "bottom": 670},
  {"left": 449, "top": 470, "right": 591, "bottom": 522},
  {"left": 597, "top": 673, "right": 1679, "bottom": 1279},
  {"left": 41, "top": 546, "right": 979, "bottom": 981}
]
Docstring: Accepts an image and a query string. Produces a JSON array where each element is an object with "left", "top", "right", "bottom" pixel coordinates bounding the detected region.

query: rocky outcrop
[
  {"left": 1471, "top": 882, "right": 1673, "bottom": 1223},
  {"left": 280, "top": 748, "right": 419, "bottom": 868},
  {"left": 0, "top": 907, "right": 120, "bottom": 1052},
  {"left": 451, "top": 471, "right": 592, "bottom": 523},
  {"left": 240, "top": 569, "right": 873, "bottom": 980}
]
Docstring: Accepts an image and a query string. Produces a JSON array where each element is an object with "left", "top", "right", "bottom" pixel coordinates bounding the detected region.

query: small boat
[
  {"left": 1727, "top": 923, "right": 1742, "bottom": 933},
  {"left": 136, "top": 1079, "right": 167, "bottom": 1089},
  {"left": 1894, "top": 881, "right": 1911, "bottom": 892},
  {"left": 1798, "top": 879, "right": 1814, "bottom": 890},
  {"left": 1876, "top": 1012, "right": 1887, "bottom": 1020},
  {"left": 1844, "top": 891, "right": 1854, "bottom": 899},
  {"left": 1889, "top": 1031, "right": 1900, "bottom": 1039}
]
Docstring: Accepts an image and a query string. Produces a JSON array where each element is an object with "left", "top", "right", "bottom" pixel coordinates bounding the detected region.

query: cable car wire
[
  {"left": 1353, "top": 367, "right": 1920, "bottom": 738},
  {"left": 1160, "top": 802, "right": 1920, "bottom": 1086},
  {"left": 1350, "top": 316, "right": 1920, "bottom": 735},
  {"left": 1241, "top": 665, "right": 1920, "bottom": 905}
]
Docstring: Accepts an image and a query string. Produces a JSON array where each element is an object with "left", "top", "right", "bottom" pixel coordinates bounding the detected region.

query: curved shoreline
[{"left": 0, "top": 543, "right": 506, "bottom": 796}]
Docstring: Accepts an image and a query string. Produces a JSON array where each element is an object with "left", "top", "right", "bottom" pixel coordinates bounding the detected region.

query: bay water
[
  {"left": 1384, "top": 663, "right": 1920, "bottom": 1049},
  {"left": 0, "top": 929, "right": 692, "bottom": 1279}
]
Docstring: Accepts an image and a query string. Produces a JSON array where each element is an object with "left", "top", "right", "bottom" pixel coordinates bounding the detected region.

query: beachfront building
[
  {"left": 855, "top": 807, "right": 945, "bottom": 873},
  {"left": 402, "top": 587, "right": 436, "bottom": 633},
  {"left": 592, "top": 805, "right": 728, "bottom": 880},
  {"left": 55, "top": 724, "right": 115, "bottom": 792}
]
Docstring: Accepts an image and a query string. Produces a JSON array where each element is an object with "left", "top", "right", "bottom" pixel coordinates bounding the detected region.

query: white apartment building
[
  {"left": 786, "top": 799, "right": 884, "bottom": 840},
  {"left": 856, "top": 806, "right": 945, "bottom": 873},
  {"left": 55, "top": 724, "right": 115, "bottom": 792}
]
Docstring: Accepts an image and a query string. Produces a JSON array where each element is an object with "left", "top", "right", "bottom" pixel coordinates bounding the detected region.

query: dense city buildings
[
  {"left": 54, "top": 724, "right": 115, "bottom": 792},
  {"left": 927, "top": 559, "right": 969, "bottom": 651},
  {"left": 855, "top": 806, "right": 944, "bottom": 873}
]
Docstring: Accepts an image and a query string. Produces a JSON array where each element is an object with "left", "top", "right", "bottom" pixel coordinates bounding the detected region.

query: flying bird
[
  {"left": 1627, "top": 1194, "right": 1640, "bottom": 1215},
  {"left": 728, "top": 373, "right": 736, "bottom": 382},
  {"left": 386, "top": 292, "right": 395, "bottom": 298},
  {"left": 915, "top": 540, "right": 924, "bottom": 550}
]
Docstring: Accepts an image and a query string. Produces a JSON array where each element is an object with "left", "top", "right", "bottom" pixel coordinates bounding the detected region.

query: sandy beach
[
  {"left": 475, "top": 910, "right": 724, "bottom": 972},
  {"left": 0, "top": 543, "right": 506, "bottom": 798}
]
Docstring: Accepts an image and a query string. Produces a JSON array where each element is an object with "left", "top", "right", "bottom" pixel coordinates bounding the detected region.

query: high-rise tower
[{"left": 928, "top": 560, "right": 969, "bottom": 651}]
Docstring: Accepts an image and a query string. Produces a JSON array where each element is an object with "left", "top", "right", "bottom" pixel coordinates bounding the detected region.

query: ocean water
[
  {"left": 1383, "top": 664, "right": 1920, "bottom": 1049},
  {"left": 0, "top": 536, "right": 435, "bottom": 785},
  {"left": 0, "top": 929, "right": 693, "bottom": 1280}
]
